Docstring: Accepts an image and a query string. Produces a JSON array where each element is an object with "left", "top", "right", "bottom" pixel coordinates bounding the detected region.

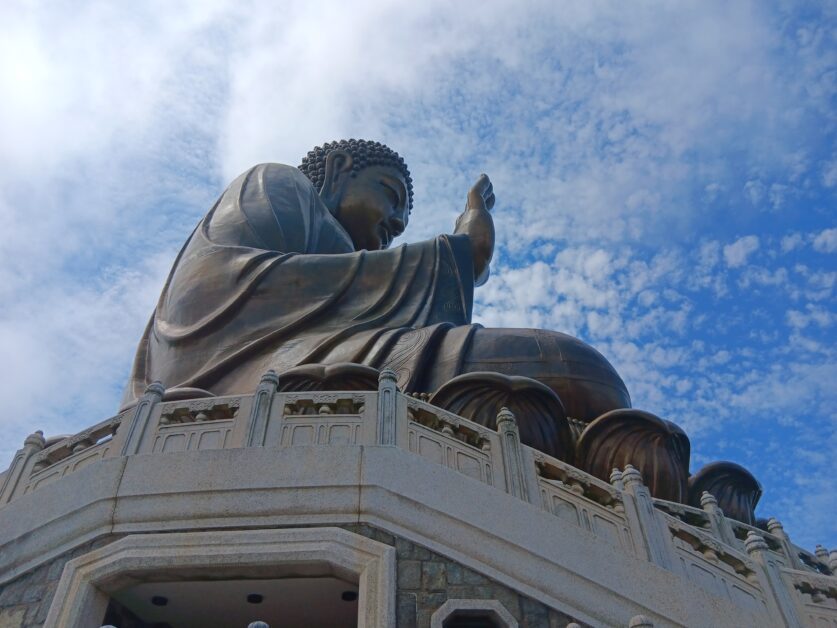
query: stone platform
[{"left": 0, "top": 373, "right": 834, "bottom": 627}]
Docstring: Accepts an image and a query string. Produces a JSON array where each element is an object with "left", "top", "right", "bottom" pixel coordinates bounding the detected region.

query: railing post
[
  {"left": 0, "top": 430, "right": 45, "bottom": 504},
  {"left": 744, "top": 531, "right": 803, "bottom": 628},
  {"left": 246, "top": 370, "right": 279, "bottom": 447},
  {"left": 120, "top": 381, "right": 165, "bottom": 456},
  {"left": 620, "top": 465, "right": 674, "bottom": 570},
  {"left": 610, "top": 468, "right": 624, "bottom": 491},
  {"left": 766, "top": 517, "right": 804, "bottom": 570},
  {"left": 699, "top": 491, "right": 737, "bottom": 546},
  {"left": 496, "top": 407, "right": 529, "bottom": 501},
  {"left": 608, "top": 469, "right": 627, "bottom": 516},
  {"left": 814, "top": 545, "right": 829, "bottom": 564},
  {"left": 376, "top": 369, "right": 398, "bottom": 446}
]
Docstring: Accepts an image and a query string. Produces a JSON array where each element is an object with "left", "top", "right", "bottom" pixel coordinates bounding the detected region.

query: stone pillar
[
  {"left": 699, "top": 491, "right": 736, "bottom": 547},
  {"left": 814, "top": 545, "right": 829, "bottom": 566},
  {"left": 620, "top": 465, "right": 674, "bottom": 570},
  {"left": 608, "top": 469, "right": 627, "bottom": 515},
  {"left": 376, "top": 369, "right": 398, "bottom": 446},
  {"left": 610, "top": 468, "right": 624, "bottom": 491},
  {"left": 246, "top": 370, "right": 280, "bottom": 447},
  {"left": 744, "top": 531, "right": 803, "bottom": 628},
  {"left": 120, "top": 381, "right": 165, "bottom": 456},
  {"left": 496, "top": 408, "right": 529, "bottom": 502},
  {"left": 766, "top": 517, "right": 804, "bottom": 570},
  {"left": 0, "top": 430, "right": 45, "bottom": 504}
]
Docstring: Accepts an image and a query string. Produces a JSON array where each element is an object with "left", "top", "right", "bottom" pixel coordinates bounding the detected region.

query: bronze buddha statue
[
  {"left": 123, "top": 139, "right": 760, "bottom": 521},
  {"left": 123, "top": 140, "right": 628, "bottom": 442}
]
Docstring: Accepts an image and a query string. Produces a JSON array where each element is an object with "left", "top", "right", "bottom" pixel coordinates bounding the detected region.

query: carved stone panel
[{"left": 406, "top": 421, "right": 494, "bottom": 486}]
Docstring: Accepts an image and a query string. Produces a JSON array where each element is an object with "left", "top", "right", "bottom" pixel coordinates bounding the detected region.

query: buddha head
[{"left": 299, "top": 139, "right": 413, "bottom": 251}]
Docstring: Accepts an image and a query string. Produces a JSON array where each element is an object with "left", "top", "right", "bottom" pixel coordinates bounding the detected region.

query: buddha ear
[{"left": 320, "top": 149, "right": 354, "bottom": 213}]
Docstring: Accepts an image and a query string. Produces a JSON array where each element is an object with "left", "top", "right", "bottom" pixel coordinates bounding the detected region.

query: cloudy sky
[{"left": 0, "top": 1, "right": 834, "bottom": 548}]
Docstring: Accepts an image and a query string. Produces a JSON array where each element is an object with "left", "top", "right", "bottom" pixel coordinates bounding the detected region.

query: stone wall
[
  {"left": 3, "top": 386, "right": 827, "bottom": 626},
  {"left": 346, "top": 524, "right": 582, "bottom": 628},
  {"left": 0, "top": 526, "right": 580, "bottom": 628},
  {"left": 0, "top": 537, "right": 116, "bottom": 628}
]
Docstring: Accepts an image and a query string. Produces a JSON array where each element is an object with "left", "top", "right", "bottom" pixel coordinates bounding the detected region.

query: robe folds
[{"left": 122, "top": 163, "right": 478, "bottom": 408}]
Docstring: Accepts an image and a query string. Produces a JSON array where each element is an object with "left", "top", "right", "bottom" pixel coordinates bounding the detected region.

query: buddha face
[{"left": 334, "top": 165, "right": 410, "bottom": 251}]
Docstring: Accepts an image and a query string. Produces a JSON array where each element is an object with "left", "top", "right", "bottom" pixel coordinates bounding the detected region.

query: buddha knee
[{"left": 462, "top": 327, "right": 631, "bottom": 423}]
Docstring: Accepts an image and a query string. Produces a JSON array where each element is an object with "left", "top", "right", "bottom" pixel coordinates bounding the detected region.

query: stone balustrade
[{"left": 1, "top": 371, "right": 834, "bottom": 627}]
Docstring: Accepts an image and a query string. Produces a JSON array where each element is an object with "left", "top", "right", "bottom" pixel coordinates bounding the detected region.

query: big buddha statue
[{"left": 123, "top": 139, "right": 762, "bottom": 523}]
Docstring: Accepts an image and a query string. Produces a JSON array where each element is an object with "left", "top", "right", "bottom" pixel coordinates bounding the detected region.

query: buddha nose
[{"left": 389, "top": 217, "right": 405, "bottom": 237}]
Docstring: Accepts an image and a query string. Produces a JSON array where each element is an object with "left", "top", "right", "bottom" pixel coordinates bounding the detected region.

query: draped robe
[{"left": 122, "top": 163, "right": 478, "bottom": 408}]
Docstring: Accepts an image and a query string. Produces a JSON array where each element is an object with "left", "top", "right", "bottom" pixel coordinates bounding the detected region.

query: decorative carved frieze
[
  {"left": 789, "top": 569, "right": 837, "bottom": 606},
  {"left": 281, "top": 393, "right": 367, "bottom": 417},
  {"left": 406, "top": 398, "right": 493, "bottom": 450},
  {"left": 429, "top": 372, "right": 573, "bottom": 462},
  {"left": 652, "top": 497, "right": 712, "bottom": 530},
  {"left": 532, "top": 450, "right": 623, "bottom": 512},
  {"left": 665, "top": 512, "right": 758, "bottom": 581},
  {"left": 159, "top": 398, "right": 241, "bottom": 425},
  {"left": 31, "top": 413, "right": 124, "bottom": 473}
]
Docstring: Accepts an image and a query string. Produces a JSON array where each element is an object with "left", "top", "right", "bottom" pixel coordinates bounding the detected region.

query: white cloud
[
  {"left": 744, "top": 180, "right": 766, "bottom": 206},
  {"left": 0, "top": 252, "right": 173, "bottom": 458},
  {"left": 812, "top": 227, "right": 837, "bottom": 253},
  {"left": 0, "top": 0, "right": 834, "bottom": 549},
  {"left": 738, "top": 265, "right": 789, "bottom": 289},
  {"left": 823, "top": 159, "right": 837, "bottom": 188},
  {"left": 723, "top": 235, "right": 760, "bottom": 268},
  {"left": 786, "top": 304, "right": 833, "bottom": 330},
  {"left": 781, "top": 233, "right": 804, "bottom": 252},
  {"left": 698, "top": 241, "right": 721, "bottom": 269},
  {"left": 768, "top": 183, "right": 790, "bottom": 211}
]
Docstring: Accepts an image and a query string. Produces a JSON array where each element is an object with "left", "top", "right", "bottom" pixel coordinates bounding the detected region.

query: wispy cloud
[
  {"left": 813, "top": 227, "right": 837, "bottom": 253},
  {"left": 0, "top": 0, "right": 834, "bottom": 548},
  {"left": 724, "top": 236, "right": 760, "bottom": 268}
]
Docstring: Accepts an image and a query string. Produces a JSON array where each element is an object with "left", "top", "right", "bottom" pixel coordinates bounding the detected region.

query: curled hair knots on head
[{"left": 298, "top": 139, "right": 414, "bottom": 211}]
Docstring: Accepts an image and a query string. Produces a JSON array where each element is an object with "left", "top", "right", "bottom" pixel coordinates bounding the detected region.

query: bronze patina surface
[
  {"left": 124, "top": 139, "right": 630, "bottom": 424},
  {"left": 122, "top": 138, "right": 763, "bottom": 519}
]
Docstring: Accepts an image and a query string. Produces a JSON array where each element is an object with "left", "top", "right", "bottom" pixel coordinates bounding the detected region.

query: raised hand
[
  {"left": 454, "top": 174, "right": 496, "bottom": 286},
  {"left": 466, "top": 173, "right": 495, "bottom": 212}
]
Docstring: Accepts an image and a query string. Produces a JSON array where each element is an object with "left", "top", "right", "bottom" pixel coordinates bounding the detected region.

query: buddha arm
[
  {"left": 454, "top": 206, "right": 494, "bottom": 286},
  {"left": 453, "top": 173, "right": 495, "bottom": 287}
]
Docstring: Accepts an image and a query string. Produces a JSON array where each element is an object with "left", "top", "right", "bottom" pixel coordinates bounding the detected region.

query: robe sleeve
[
  {"left": 125, "top": 162, "right": 475, "bottom": 404},
  {"left": 204, "top": 163, "right": 355, "bottom": 255}
]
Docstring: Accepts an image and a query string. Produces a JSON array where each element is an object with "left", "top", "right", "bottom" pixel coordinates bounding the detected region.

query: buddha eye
[{"left": 379, "top": 180, "right": 402, "bottom": 207}]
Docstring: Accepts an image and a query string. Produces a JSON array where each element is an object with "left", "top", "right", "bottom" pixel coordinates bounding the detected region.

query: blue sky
[{"left": 0, "top": 1, "right": 834, "bottom": 549}]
